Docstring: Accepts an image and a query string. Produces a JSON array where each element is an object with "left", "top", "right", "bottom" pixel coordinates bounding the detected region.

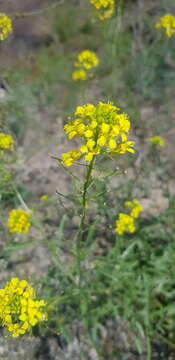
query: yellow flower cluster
[
  {"left": 155, "top": 14, "right": 175, "bottom": 37},
  {"left": 90, "top": 0, "right": 115, "bottom": 20},
  {"left": 116, "top": 200, "right": 143, "bottom": 235},
  {"left": 0, "top": 278, "right": 47, "bottom": 337},
  {"left": 7, "top": 209, "right": 31, "bottom": 233},
  {"left": 72, "top": 69, "right": 87, "bottom": 81},
  {"left": 0, "top": 133, "right": 13, "bottom": 149},
  {"left": 149, "top": 136, "right": 165, "bottom": 147},
  {"left": 62, "top": 102, "right": 135, "bottom": 166},
  {"left": 116, "top": 213, "right": 136, "bottom": 235},
  {"left": 72, "top": 50, "right": 99, "bottom": 81},
  {"left": 62, "top": 149, "right": 81, "bottom": 167},
  {"left": 0, "top": 13, "right": 12, "bottom": 41}
]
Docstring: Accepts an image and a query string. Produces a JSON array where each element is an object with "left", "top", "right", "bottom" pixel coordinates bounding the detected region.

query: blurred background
[{"left": 0, "top": 0, "right": 175, "bottom": 359}]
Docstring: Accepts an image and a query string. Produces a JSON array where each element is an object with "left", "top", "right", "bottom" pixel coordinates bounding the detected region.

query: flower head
[
  {"left": 62, "top": 102, "right": 135, "bottom": 166},
  {"left": 0, "top": 13, "right": 12, "bottom": 41},
  {"left": 7, "top": 209, "right": 31, "bottom": 233},
  {"left": 75, "top": 50, "right": 99, "bottom": 70},
  {"left": 72, "top": 50, "right": 99, "bottom": 81},
  {"left": 155, "top": 14, "right": 175, "bottom": 37},
  {"left": 124, "top": 200, "right": 143, "bottom": 219},
  {"left": 61, "top": 149, "right": 81, "bottom": 167},
  {"left": 72, "top": 69, "right": 87, "bottom": 81},
  {"left": 0, "top": 133, "right": 13, "bottom": 149},
  {"left": 90, "top": 0, "right": 115, "bottom": 20},
  {"left": 149, "top": 136, "right": 165, "bottom": 147},
  {"left": 0, "top": 278, "right": 47, "bottom": 337},
  {"left": 116, "top": 213, "right": 135, "bottom": 235}
]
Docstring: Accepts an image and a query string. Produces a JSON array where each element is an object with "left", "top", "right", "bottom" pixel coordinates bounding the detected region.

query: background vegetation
[{"left": 0, "top": 0, "right": 175, "bottom": 359}]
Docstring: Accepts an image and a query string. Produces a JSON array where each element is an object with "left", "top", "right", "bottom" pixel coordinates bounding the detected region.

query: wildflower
[
  {"left": 0, "top": 133, "right": 13, "bottom": 149},
  {"left": 155, "top": 14, "right": 175, "bottom": 37},
  {"left": 90, "top": 0, "right": 115, "bottom": 20},
  {"left": 7, "top": 209, "right": 31, "bottom": 233},
  {"left": 116, "top": 213, "right": 135, "bottom": 235},
  {"left": 124, "top": 200, "right": 143, "bottom": 219},
  {"left": 72, "top": 69, "right": 87, "bottom": 81},
  {"left": 72, "top": 50, "right": 99, "bottom": 81},
  {"left": 75, "top": 50, "right": 99, "bottom": 70},
  {"left": 0, "top": 13, "right": 12, "bottom": 41},
  {"left": 149, "top": 136, "right": 165, "bottom": 147},
  {"left": 40, "top": 195, "right": 49, "bottom": 201},
  {"left": 61, "top": 149, "right": 81, "bottom": 167},
  {"left": 62, "top": 102, "right": 135, "bottom": 166},
  {"left": 0, "top": 278, "right": 47, "bottom": 337}
]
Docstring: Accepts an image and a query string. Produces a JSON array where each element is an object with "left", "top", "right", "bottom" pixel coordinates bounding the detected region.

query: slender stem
[
  {"left": 75, "top": 156, "right": 95, "bottom": 351},
  {"left": 12, "top": 184, "right": 30, "bottom": 212},
  {"left": 76, "top": 156, "right": 95, "bottom": 263},
  {"left": 146, "top": 335, "right": 152, "bottom": 360}
]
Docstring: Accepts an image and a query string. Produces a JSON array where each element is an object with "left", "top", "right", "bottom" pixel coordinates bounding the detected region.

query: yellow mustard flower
[
  {"left": 155, "top": 14, "right": 175, "bottom": 37},
  {"left": 72, "top": 50, "right": 99, "bottom": 81},
  {"left": 0, "top": 278, "right": 47, "bottom": 337},
  {"left": 7, "top": 209, "right": 31, "bottom": 233},
  {"left": 0, "top": 13, "right": 12, "bottom": 41},
  {"left": 149, "top": 136, "right": 165, "bottom": 147},
  {"left": 62, "top": 102, "right": 135, "bottom": 166},
  {"left": 90, "top": 0, "right": 115, "bottom": 20},
  {"left": 75, "top": 50, "right": 99, "bottom": 70},
  {"left": 116, "top": 213, "right": 135, "bottom": 235},
  {"left": 61, "top": 149, "right": 81, "bottom": 167},
  {"left": 0, "top": 133, "right": 13, "bottom": 149},
  {"left": 124, "top": 200, "right": 143, "bottom": 219},
  {"left": 72, "top": 69, "right": 87, "bottom": 81}
]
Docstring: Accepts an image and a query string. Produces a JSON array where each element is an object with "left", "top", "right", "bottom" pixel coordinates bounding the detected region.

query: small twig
[
  {"left": 10, "top": 0, "right": 64, "bottom": 19},
  {"left": 55, "top": 190, "right": 74, "bottom": 202},
  {"left": 13, "top": 186, "right": 30, "bottom": 212}
]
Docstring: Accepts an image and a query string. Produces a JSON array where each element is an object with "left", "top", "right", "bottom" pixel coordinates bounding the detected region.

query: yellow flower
[
  {"left": 76, "top": 50, "right": 99, "bottom": 70},
  {"left": 7, "top": 209, "right": 31, "bottom": 233},
  {"left": 61, "top": 149, "right": 81, "bottom": 166},
  {"left": 149, "top": 136, "right": 165, "bottom": 147},
  {"left": 0, "top": 133, "right": 13, "bottom": 149},
  {"left": 116, "top": 213, "right": 136, "bottom": 235},
  {"left": 85, "top": 129, "right": 93, "bottom": 138},
  {"left": 116, "top": 141, "right": 135, "bottom": 154},
  {"left": 97, "top": 135, "right": 107, "bottom": 146},
  {"left": 85, "top": 152, "right": 94, "bottom": 161},
  {"left": 72, "top": 50, "right": 99, "bottom": 80},
  {"left": 0, "top": 13, "right": 12, "bottom": 41},
  {"left": 0, "top": 278, "right": 47, "bottom": 337},
  {"left": 72, "top": 69, "right": 87, "bottom": 81},
  {"left": 155, "top": 14, "right": 175, "bottom": 37},
  {"left": 90, "top": 0, "right": 115, "bottom": 20},
  {"left": 109, "top": 138, "right": 117, "bottom": 149},
  {"left": 124, "top": 200, "right": 143, "bottom": 219},
  {"left": 62, "top": 102, "right": 135, "bottom": 166}
]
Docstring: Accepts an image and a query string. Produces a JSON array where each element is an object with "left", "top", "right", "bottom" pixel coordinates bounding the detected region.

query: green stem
[
  {"left": 76, "top": 156, "right": 95, "bottom": 270},
  {"left": 12, "top": 184, "right": 30, "bottom": 212},
  {"left": 75, "top": 156, "right": 95, "bottom": 349},
  {"left": 146, "top": 335, "right": 152, "bottom": 360}
]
